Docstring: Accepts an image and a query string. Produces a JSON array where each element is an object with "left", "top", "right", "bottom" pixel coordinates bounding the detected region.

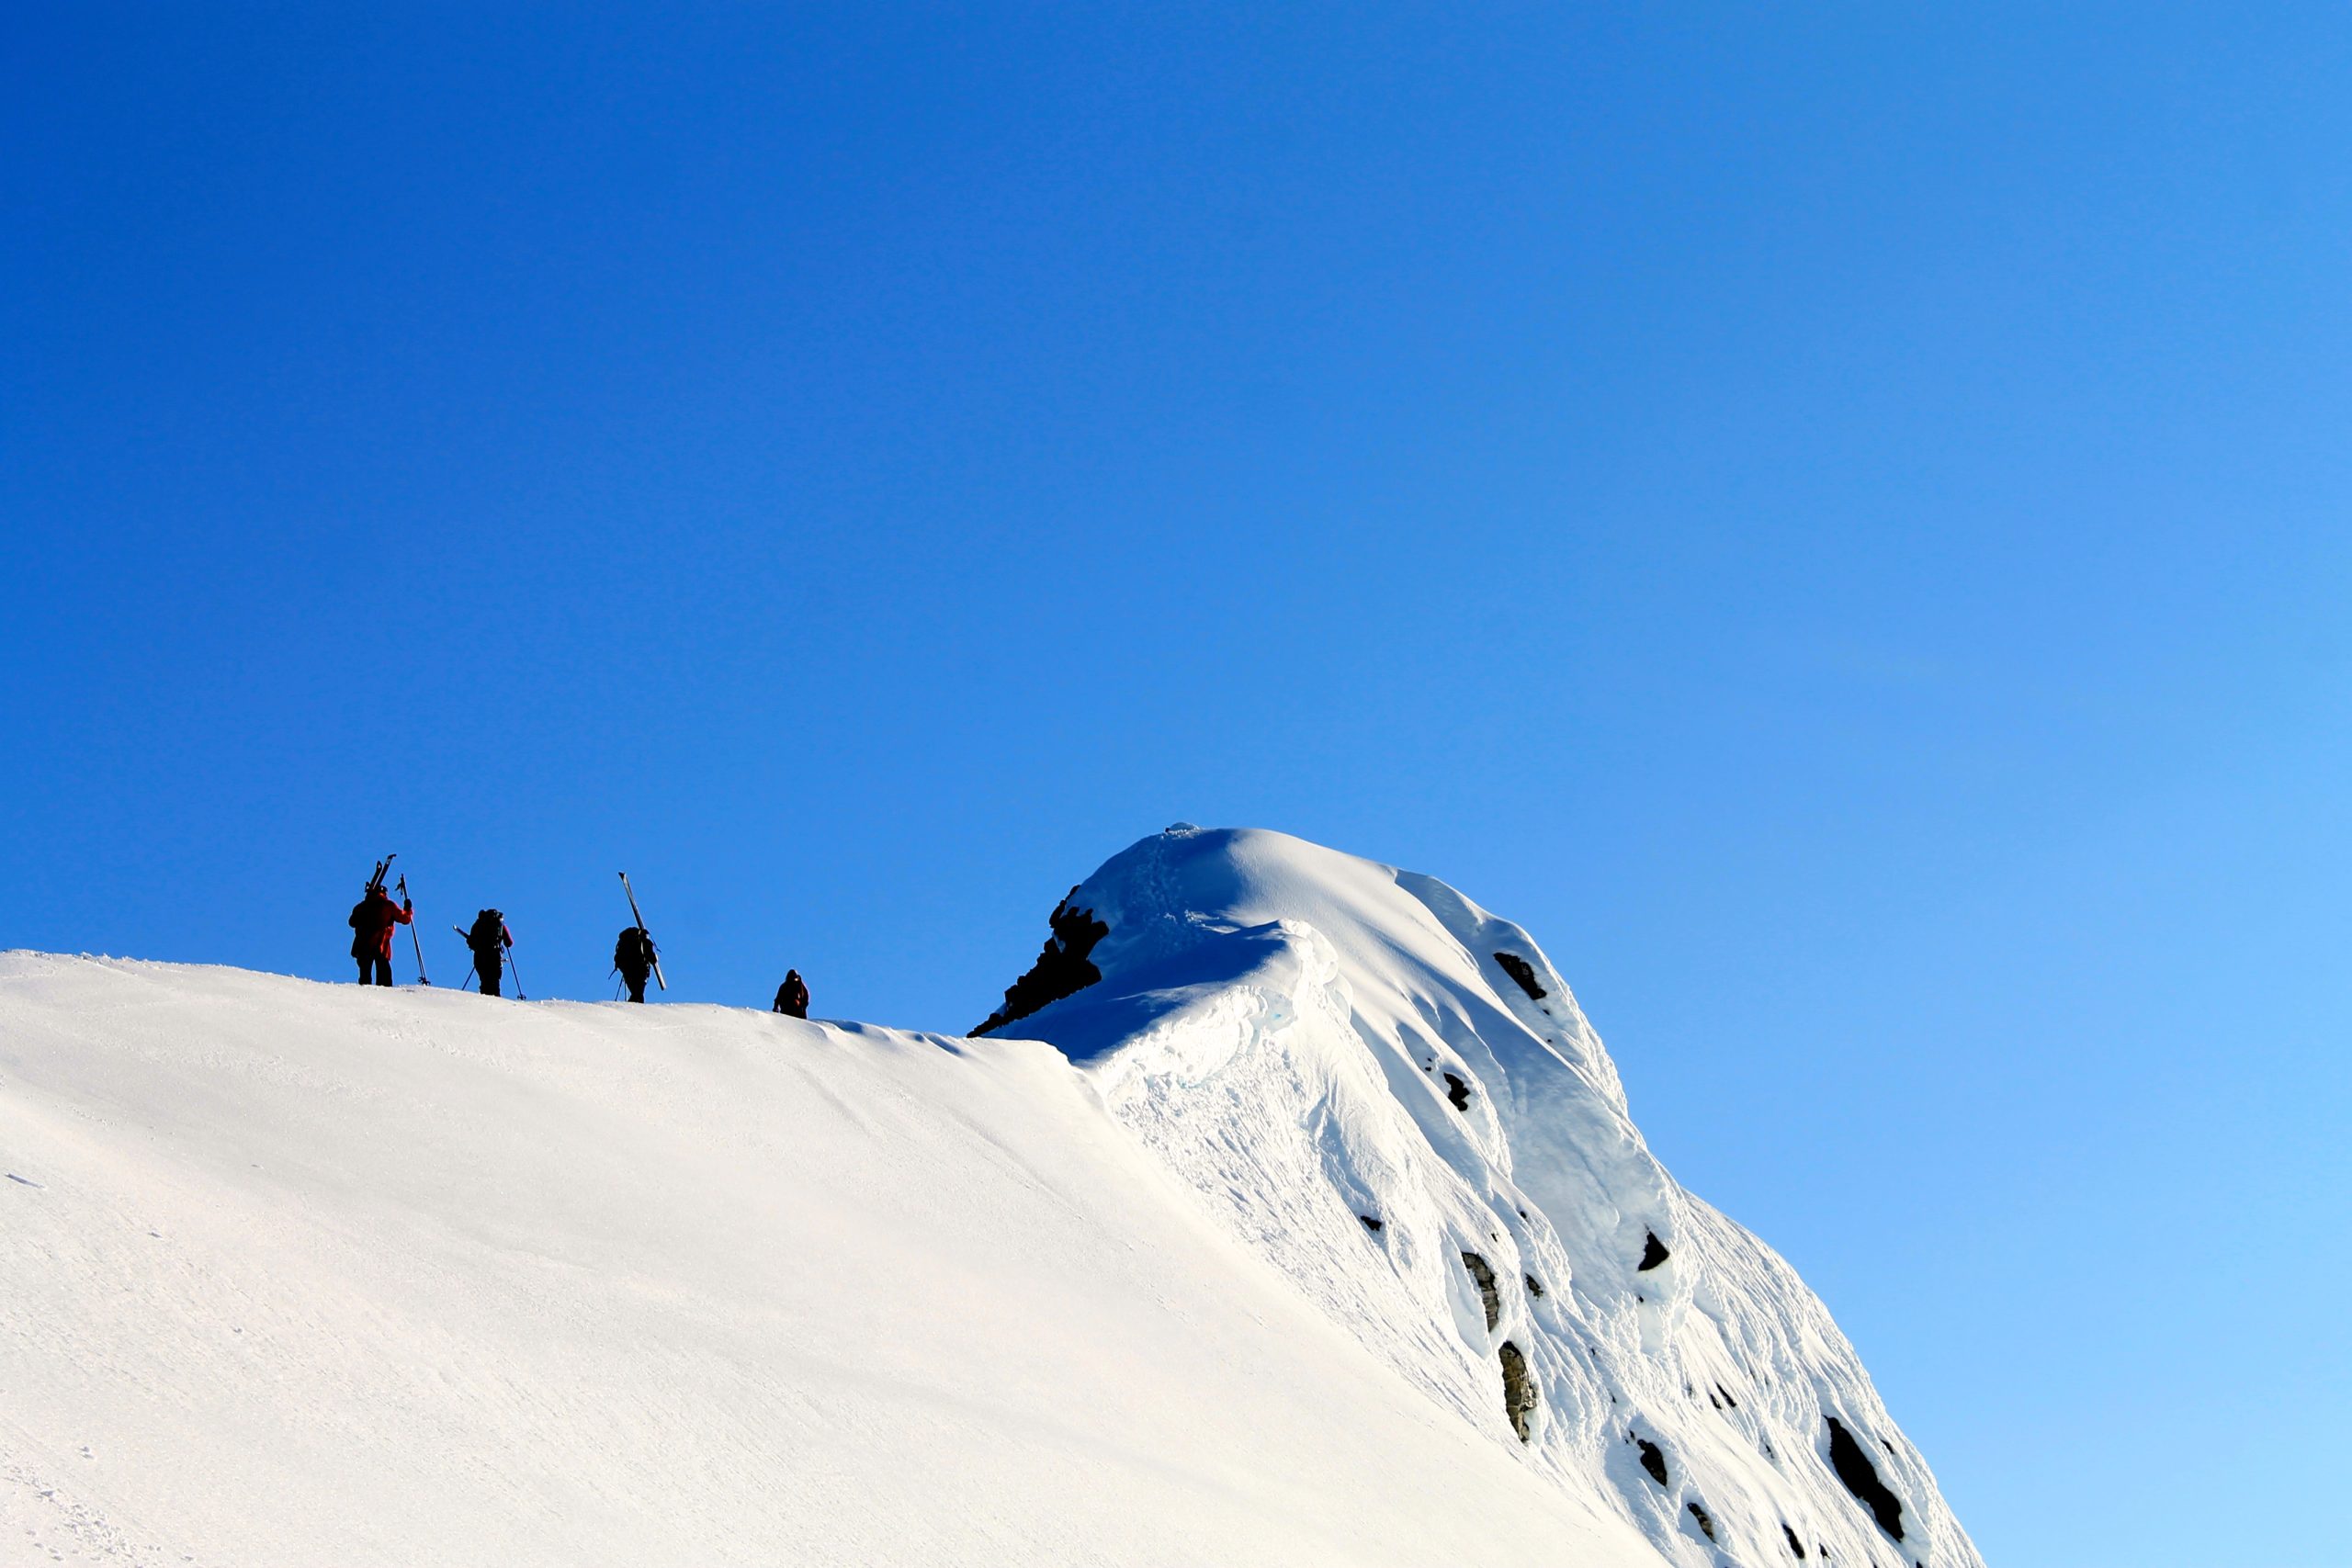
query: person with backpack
[
  {"left": 773, "top": 970, "right": 808, "bottom": 1019},
  {"left": 465, "top": 909, "right": 514, "bottom": 998},
  {"left": 348, "top": 880, "right": 413, "bottom": 987},
  {"left": 614, "top": 925, "right": 658, "bottom": 1003}
]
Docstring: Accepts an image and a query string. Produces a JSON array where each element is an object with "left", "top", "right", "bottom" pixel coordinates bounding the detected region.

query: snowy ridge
[
  {"left": 1015, "top": 826, "right": 1983, "bottom": 1568},
  {"left": 0, "top": 953, "right": 1660, "bottom": 1567},
  {"left": 0, "top": 826, "right": 1983, "bottom": 1566}
]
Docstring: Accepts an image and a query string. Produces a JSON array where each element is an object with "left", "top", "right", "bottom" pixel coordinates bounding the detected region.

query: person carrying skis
[
  {"left": 614, "top": 925, "right": 658, "bottom": 1004},
  {"left": 348, "top": 880, "right": 413, "bottom": 987},
  {"left": 773, "top": 970, "right": 808, "bottom": 1019},
  {"left": 466, "top": 909, "right": 514, "bottom": 998}
]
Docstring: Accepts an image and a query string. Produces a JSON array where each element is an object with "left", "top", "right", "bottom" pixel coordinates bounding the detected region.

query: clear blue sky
[{"left": 6, "top": 6, "right": 2347, "bottom": 1562}]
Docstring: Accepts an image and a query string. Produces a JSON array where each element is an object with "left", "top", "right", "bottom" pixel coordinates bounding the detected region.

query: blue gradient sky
[{"left": 6, "top": 7, "right": 2349, "bottom": 1563}]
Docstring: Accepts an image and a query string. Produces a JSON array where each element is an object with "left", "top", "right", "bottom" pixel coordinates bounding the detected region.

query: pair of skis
[
  {"left": 368, "top": 852, "right": 434, "bottom": 987},
  {"left": 619, "top": 871, "right": 667, "bottom": 992}
]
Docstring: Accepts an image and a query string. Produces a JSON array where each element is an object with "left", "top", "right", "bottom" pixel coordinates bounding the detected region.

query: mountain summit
[
  {"left": 982, "top": 825, "right": 1981, "bottom": 1568},
  {"left": 0, "top": 827, "right": 1980, "bottom": 1567}
]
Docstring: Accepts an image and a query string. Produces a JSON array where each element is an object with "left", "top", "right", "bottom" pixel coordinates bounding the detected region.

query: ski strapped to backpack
[{"left": 618, "top": 872, "right": 666, "bottom": 991}]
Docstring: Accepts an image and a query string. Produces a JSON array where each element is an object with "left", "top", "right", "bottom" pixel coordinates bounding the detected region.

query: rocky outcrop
[
  {"left": 1493, "top": 951, "right": 1547, "bottom": 999},
  {"left": 1462, "top": 1251, "right": 1501, "bottom": 1331},
  {"left": 1826, "top": 1416, "right": 1905, "bottom": 1540},
  {"left": 1635, "top": 1436, "right": 1669, "bottom": 1487},
  {"left": 970, "top": 889, "right": 1111, "bottom": 1036},
  {"left": 1498, "top": 1341, "right": 1538, "bottom": 1442}
]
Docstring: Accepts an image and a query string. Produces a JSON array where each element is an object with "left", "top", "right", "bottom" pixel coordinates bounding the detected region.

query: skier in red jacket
[{"left": 348, "top": 882, "right": 413, "bottom": 987}]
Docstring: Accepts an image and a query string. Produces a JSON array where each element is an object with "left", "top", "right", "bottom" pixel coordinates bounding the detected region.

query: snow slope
[
  {"left": 995, "top": 827, "right": 1983, "bottom": 1568},
  {"left": 2, "top": 826, "right": 1981, "bottom": 1566}
]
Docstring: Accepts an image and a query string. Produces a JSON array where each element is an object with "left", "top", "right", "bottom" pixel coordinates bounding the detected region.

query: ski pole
[
  {"left": 504, "top": 939, "right": 526, "bottom": 1001},
  {"left": 397, "top": 874, "right": 431, "bottom": 986}
]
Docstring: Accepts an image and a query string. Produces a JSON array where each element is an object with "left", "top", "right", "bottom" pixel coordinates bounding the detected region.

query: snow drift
[
  {"left": 0, "top": 826, "right": 1982, "bottom": 1567},
  {"left": 993, "top": 826, "right": 1984, "bottom": 1568}
]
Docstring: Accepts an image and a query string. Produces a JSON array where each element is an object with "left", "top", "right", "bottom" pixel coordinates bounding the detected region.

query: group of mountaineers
[{"left": 344, "top": 856, "right": 809, "bottom": 1017}]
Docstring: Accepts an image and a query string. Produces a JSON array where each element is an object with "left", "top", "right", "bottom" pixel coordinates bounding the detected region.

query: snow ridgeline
[
  {"left": 987, "top": 827, "right": 1983, "bottom": 1568},
  {"left": 0, "top": 827, "right": 1982, "bottom": 1567}
]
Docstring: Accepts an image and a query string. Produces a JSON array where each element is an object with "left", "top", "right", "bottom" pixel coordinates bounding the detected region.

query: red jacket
[{"left": 348, "top": 891, "right": 413, "bottom": 959}]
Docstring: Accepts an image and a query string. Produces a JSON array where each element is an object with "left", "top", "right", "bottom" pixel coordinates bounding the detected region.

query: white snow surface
[{"left": 1, "top": 826, "right": 1981, "bottom": 1567}]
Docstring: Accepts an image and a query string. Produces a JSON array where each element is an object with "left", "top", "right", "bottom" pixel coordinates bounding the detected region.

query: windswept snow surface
[
  {"left": 1012, "top": 827, "right": 1984, "bottom": 1568},
  {"left": 2, "top": 827, "right": 1983, "bottom": 1567},
  {"left": 0, "top": 953, "right": 1653, "bottom": 1566}
]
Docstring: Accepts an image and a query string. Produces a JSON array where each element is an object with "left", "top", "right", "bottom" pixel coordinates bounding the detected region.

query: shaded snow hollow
[{"left": 0, "top": 826, "right": 1982, "bottom": 1568}]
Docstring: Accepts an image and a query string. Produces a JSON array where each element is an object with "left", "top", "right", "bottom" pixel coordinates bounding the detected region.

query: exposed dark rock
[
  {"left": 1498, "top": 1341, "right": 1538, "bottom": 1442},
  {"left": 1493, "top": 951, "right": 1547, "bottom": 999},
  {"left": 1783, "top": 1524, "right": 1807, "bottom": 1558},
  {"left": 1442, "top": 1071, "right": 1472, "bottom": 1111},
  {"left": 1635, "top": 1437, "right": 1668, "bottom": 1487},
  {"left": 1826, "top": 1416, "right": 1905, "bottom": 1540},
  {"left": 1523, "top": 1272, "right": 1545, "bottom": 1299},
  {"left": 1357, "top": 1214, "right": 1384, "bottom": 1234},
  {"left": 1461, "top": 1251, "right": 1501, "bottom": 1331},
  {"left": 1637, "top": 1230, "right": 1670, "bottom": 1271},
  {"left": 1688, "top": 1501, "right": 1717, "bottom": 1541},
  {"left": 970, "top": 888, "right": 1110, "bottom": 1035},
  {"left": 1717, "top": 1382, "right": 1739, "bottom": 1409}
]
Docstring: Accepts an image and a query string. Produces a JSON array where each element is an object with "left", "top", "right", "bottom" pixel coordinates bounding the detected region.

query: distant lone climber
[
  {"left": 465, "top": 909, "right": 514, "bottom": 998},
  {"left": 614, "top": 925, "right": 658, "bottom": 1003},
  {"left": 773, "top": 970, "right": 808, "bottom": 1019},
  {"left": 348, "top": 881, "right": 413, "bottom": 987}
]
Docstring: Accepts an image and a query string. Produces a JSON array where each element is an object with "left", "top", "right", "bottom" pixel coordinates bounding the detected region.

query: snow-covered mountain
[{"left": 1, "top": 826, "right": 1980, "bottom": 1567}]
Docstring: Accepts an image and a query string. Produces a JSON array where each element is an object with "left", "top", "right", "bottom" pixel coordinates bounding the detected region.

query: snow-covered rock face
[{"left": 1005, "top": 826, "right": 1984, "bottom": 1568}]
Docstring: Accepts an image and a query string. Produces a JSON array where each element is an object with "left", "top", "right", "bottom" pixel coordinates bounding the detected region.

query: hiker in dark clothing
[
  {"left": 773, "top": 970, "right": 808, "bottom": 1019},
  {"left": 615, "top": 925, "right": 657, "bottom": 1003},
  {"left": 348, "top": 884, "right": 413, "bottom": 987},
  {"left": 466, "top": 909, "right": 514, "bottom": 998}
]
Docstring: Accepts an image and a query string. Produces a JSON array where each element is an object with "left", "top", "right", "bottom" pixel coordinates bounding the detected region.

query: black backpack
[{"left": 469, "top": 909, "right": 504, "bottom": 953}]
